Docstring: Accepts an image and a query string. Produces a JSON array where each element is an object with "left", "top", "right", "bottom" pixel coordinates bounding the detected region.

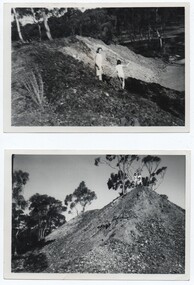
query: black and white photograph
[
  {"left": 4, "top": 151, "right": 189, "bottom": 279},
  {"left": 4, "top": 3, "right": 189, "bottom": 131}
]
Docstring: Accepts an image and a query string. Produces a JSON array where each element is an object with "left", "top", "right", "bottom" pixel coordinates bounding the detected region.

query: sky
[{"left": 13, "top": 154, "right": 185, "bottom": 219}]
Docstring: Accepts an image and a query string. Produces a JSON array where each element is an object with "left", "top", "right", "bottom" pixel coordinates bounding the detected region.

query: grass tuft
[{"left": 22, "top": 66, "right": 44, "bottom": 109}]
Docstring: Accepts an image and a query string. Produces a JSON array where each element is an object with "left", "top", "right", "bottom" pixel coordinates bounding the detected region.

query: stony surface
[
  {"left": 11, "top": 37, "right": 184, "bottom": 127},
  {"left": 12, "top": 187, "right": 185, "bottom": 274}
]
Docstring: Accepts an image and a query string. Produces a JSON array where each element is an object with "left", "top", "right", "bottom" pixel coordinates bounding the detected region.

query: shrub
[{"left": 22, "top": 66, "right": 45, "bottom": 109}]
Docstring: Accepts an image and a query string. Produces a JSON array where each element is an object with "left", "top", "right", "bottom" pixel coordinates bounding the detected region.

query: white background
[{"left": 0, "top": 0, "right": 193, "bottom": 284}]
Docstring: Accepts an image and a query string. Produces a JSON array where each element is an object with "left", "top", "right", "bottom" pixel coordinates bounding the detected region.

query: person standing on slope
[
  {"left": 137, "top": 172, "right": 142, "bottom": 186},
  {"left": 116, "top": 60, "right": 125, "bottom": 89},
  {"left": 111, "top": 60, "right": 130, "bottom": 90},
  {"left": 134, "top": 173, "right": 138, "bottom": 187},
  {"left": 95, "top": 47, "right": 103, "bottom": 81}
]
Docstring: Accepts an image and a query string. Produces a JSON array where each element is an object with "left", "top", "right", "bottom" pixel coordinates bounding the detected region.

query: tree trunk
[
  {"left": 82, "top": 203, "right": 87, "bottom": 213},
  {"left": 13, "top": 229, "right": 19, "bottom": 256},
  {"left": 75, "top": 207, "right": 79, "bottom": 216},
  {"left": 31, "top": 8, "right": 42, "bottom": 41},
  {"left": 122, "top": 180, "right": 125, "bottom": 195},
  {"left": 42, "top": 10, "right": 53, "bottom": 41},
  {"left": 13, "top": 8, "right": 25, "bottom": 43},
  {"left": 38, "top": 225, "right": 46, "bottom": 241},
  {"left": 38, "top": 24, "right": 42, "bottom": 41}
]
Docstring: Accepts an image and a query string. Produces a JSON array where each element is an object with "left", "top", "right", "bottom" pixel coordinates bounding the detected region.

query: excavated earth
[
  {"left": 12, "top": 186, "right": 185, "bottom": 274},
  {"left": 62, "top": 36, "right": 185, "bottom": 92},
  {"left": 11, "top": 36, "right": 185, "bottom": 127}
]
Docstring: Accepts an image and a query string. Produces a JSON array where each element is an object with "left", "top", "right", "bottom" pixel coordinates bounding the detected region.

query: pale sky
[{"left": 13, "top": 155, "right": 185, "bottom": 219}]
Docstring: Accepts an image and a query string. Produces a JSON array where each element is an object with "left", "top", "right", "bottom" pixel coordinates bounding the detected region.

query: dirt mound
[
  {"left": 12, "top": 41, "right": 184, "bottom": 127},
  {"left": 60, "top": 36, "right": 184, "bottom": 92},
  {"left": 12, "top": 186, "right": 185, "bottom": 274}
]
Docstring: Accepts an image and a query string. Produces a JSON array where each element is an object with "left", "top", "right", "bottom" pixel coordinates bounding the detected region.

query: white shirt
[
  {"left": 95, "top": 53, "right": 102, "bottom": 68},
  {"left": 134, "top": 175, "right": 138, "bottom": 182},
  {"left": 116, "top": 64, "right": 124, "bottom": 78},
  {"left": 137, "top": 175, "right": 142, "bottom": 183}
]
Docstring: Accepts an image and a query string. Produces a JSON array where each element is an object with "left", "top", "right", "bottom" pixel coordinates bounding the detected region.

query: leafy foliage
[
  {"left": 12, "top": 170, "right": 29, "bottom": 256},
  {"left": 28, "top": 194, "right": 66, "bottom": 238},
  {"left": 64, "top": 181, "right": 97, "bottom": 215},
  {"left": 12, "top": 170, "right": 29, "bottom": 208},
  {"left": 12, "top": 168, "right": 66, "bottom": 256},
  {"left": 95, "top": 155, "right": 140, "bottom": 195},
  {"left": 142, "top": 156, "right": 167, "bottom": 190},
  {"left": 11, "top": 7, "right": 184, "bottom": 44},
  {"left": 95, "top": 155, "right": 167, "bottom": 194}
]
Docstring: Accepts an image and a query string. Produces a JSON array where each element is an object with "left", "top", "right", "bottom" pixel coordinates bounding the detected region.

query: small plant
[{"left": 22, "top": 66, "right": 45, "bottom": 109}]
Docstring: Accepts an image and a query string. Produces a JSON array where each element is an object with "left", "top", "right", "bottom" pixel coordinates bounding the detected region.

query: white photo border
[
  {"left": 4, "top": 149, "right": 191, "bottom": 280},
  {"left": 3, "top": 2, "right": 190, "bottom": 133}
]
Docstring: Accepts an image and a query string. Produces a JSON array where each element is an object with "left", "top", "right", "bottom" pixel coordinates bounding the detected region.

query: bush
[{"left": 22, "top": 66, "right": 45, "bottom": 109}]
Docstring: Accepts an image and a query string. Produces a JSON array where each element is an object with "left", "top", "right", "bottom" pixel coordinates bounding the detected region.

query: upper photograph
[{"left": 4, "top": 3, "right": 189, "bottom": 132}]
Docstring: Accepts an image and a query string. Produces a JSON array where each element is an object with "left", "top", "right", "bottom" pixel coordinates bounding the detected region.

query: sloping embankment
[
  {"left": 12, "top": 186, "right": 185, "bottom": 274},
  {"left": 60, "top": 36, "right": 184, "bottom": 92},
  {"left": 11, "top": 39, "right": 184, "bottom": 126}
]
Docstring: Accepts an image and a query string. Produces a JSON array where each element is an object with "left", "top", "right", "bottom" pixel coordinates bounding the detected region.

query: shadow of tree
[
  {"left": 125, "top": 77, "right": 184, "bottom": 119},
  {"left": 35, "top": 239, "right": 56, "bottom": 250}
]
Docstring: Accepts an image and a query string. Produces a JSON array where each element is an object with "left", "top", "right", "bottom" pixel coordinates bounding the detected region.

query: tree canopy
[
  {"left": 142, "top": 155, "right": 167, "bottom": 189},
  {"left": 12, "top": 170, "right": 29, "bottom": 255},
  {"left": 95, "top": 155, "right": 140, "bottom": 195},
  {"left": 95, "top": 155, "right": 167, "bottom": 195},
  {"left": 64, "top": 181, "right": 97, "bottom": 215},
  {"left": 12, "top": 169, "right": 66, "bottom": 255},
  {"left": 28, "top": 193, "right": 66, "bottom": 232},
  {"left": 11, "top": 7, "right": 184, "bottom": 44}
]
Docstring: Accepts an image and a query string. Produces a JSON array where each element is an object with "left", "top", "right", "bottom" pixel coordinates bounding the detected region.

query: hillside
[
  {"left": 62, "top": 36, "right": 185, "bottom": 92},
  {"left": 12, "top": 36, "right": 185, "bottom": 127},
  {"left": 12, "top": 186, "right": 185, "bottom": 274}
]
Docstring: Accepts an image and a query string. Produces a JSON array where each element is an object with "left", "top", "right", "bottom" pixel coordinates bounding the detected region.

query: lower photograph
[{"left": 4, "top": 150, "right": 190, "bottom": 280}]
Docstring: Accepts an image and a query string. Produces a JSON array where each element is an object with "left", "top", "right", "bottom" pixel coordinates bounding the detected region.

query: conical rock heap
[{"left": 15, "top": 186, "right": 185, "bottom": 274}]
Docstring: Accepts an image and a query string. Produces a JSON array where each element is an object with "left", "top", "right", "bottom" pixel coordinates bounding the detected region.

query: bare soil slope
[
  {"left": 12, "top": 187, "right": 185, "bottom": 274},
  {"left": 12, "top": 38, "right": 184, "bottom": 127},
  {"left": 62, "top": 36, "right": 185, "bottom": 92}
]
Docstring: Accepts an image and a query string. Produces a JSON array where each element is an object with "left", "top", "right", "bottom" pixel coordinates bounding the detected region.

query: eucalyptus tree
[
  {"left": 12, "top": 8, "right": 25, "bottom": 43},
  {"left": 28, "top": 193, "right": 66, "bottom": 241},
  {"left": 95, "top": 155, "right": 140, "bottom": 195},
  {"left": 12, "top": 170, "right": 29, "bottom": 255},
  {"left": 64, "top": 181, "right": 97, "bottom": 215}
]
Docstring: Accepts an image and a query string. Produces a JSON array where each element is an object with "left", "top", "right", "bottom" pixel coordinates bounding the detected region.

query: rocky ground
[
  {"left": 11, "top": 36, "right": 185, "bottom": 127},
  {"left": 12, "top": 186, "right": 185, "bottom": 274}
]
